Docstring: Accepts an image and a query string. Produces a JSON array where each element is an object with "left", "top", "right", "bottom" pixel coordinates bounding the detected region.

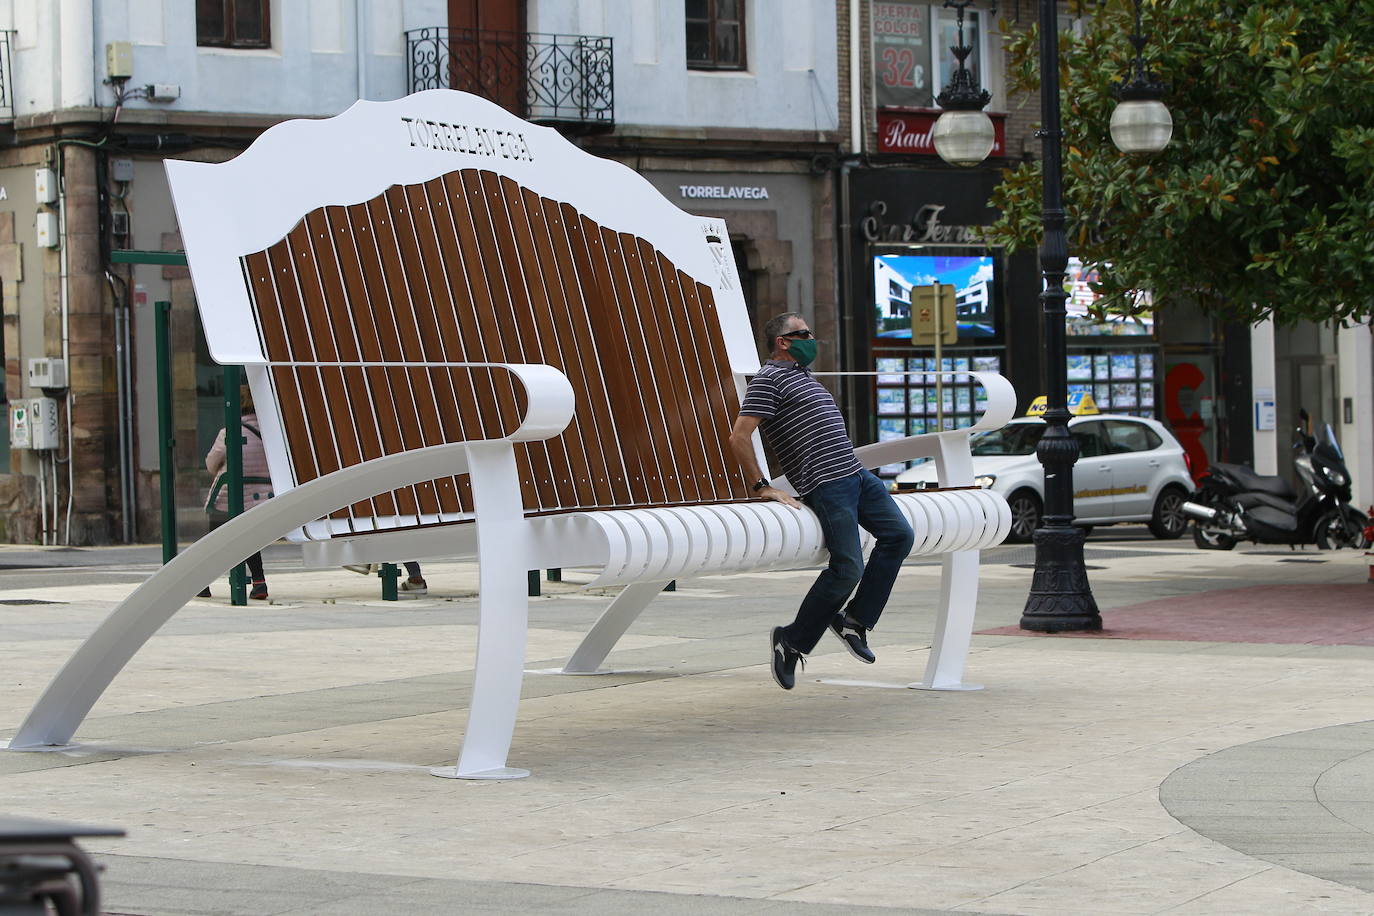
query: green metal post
[
  {"left": 154, "top": 301, "right": 177, "bottom": 564},
  {"left": 380, "top": 563, "right": 400, "bottom": 601},
  {"left": 224, "top": 366, "right": 247, "bottom": 606}
]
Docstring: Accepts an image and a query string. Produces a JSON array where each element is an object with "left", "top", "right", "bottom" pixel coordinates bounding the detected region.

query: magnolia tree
[{"left": 986, "top": 0, "right": 1374, "bottom": 325}]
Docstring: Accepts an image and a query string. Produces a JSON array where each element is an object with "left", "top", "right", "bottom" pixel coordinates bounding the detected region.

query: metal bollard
[{"left": 379, "top": 563, "right": 400, "bottom": 601}]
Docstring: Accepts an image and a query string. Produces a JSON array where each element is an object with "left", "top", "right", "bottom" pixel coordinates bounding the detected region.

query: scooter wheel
[
  {"left": 1314, "top": 507, "right": 1371, "bottom": 550},
  {"left": 1192, "top": 523, "right": 1236, "bottom": 551}
]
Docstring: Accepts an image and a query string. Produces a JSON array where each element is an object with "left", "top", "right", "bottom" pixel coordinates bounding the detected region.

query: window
[
  {"left": 930, "top": 6, "right": 982, "bottom": 103},
  {"left": 1072, "top": 422, "right": 1106, "bottom": 459},
  {"left": 686, "top": 0, "right": 745, "bottom": 71},
  {"left": 1104, "top": 420, "right": 1162, "bottom": 454},
  {"left": 197, "top": 0, "right": 271, "bottom": 49}
]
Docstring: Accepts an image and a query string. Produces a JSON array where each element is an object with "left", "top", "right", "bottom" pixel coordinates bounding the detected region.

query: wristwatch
[{"left": 752, "top": 478, "right": 770, "bottom": 492}]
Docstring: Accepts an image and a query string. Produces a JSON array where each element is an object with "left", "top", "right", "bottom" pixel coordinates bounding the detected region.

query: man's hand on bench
[{"left": 758, "top": 486, "right": 802, "bottom": 509}]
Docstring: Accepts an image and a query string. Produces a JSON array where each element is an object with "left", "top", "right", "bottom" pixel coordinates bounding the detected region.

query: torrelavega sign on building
[{"left": 861, "top": 201, "right": 986, "bottom": 244}]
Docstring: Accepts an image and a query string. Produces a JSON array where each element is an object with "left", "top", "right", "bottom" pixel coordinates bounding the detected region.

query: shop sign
[
  {"left": 877, "top": 108, "right": 1006, "bottom": 157},
  {"left": 678, "top": 184, "right": 770, "bottom": 200},
  {"left": 861, "top": 200, "right": 986, "bottom": 244}
]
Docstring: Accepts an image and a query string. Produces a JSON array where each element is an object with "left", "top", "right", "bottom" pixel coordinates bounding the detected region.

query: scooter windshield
[{"left": 1323, "top": 424, "right": 1345, "bottom": 460}]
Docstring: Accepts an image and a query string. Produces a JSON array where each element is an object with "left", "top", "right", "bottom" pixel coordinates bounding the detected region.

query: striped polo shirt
[{"left": 740, "top": 359, "right": 863, "bottom": 496}]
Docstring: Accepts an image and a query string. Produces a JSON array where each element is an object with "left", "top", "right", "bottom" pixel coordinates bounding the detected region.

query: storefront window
[{"left": 872, "top": 3, "right": 983, "bottom": 109}]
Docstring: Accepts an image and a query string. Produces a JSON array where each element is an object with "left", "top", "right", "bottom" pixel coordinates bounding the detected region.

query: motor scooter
[{"left": 1181, "top": 409, "right": 1370, "bottom": 550}]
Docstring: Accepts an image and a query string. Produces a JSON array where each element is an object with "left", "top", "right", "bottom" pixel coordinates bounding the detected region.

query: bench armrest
[
  {"left": 814, "top": 370, "right": 1016, "bottom": 487},
  {"left": 243, "top": 359, "right": 576, "bottom": 443}
]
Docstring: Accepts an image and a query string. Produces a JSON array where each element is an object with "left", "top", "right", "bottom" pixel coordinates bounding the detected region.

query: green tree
[{"left": 987, "top": 0, "right": 1374, "bottom": 324}]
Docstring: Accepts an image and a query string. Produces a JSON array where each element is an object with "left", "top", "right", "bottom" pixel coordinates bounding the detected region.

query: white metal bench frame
[{"left": 9, "top": 91, "right": 1015, "bottom": 779}]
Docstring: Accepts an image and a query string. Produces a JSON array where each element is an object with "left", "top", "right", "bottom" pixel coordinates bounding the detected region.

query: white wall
[
  {"left": 531, "top": 0, "right": 840, "bottom": 132},
  {"left": 1337, "top": 320, "right": 1373, "bottom": 511},
  {"left": 1250, "top": 319, "right": 1277, "bottom": 476},
  {"left": 12, "top": 0, "right": 447, "bottom": 120}
]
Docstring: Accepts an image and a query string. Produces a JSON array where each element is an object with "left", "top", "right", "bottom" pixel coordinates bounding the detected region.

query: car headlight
[{"left": 975, "top": 474, "right": 997, "bottom": 489}]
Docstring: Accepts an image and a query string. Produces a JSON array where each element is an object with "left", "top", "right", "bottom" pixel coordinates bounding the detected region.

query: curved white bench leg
[
  {"left": 560, "top": 580, "right": 669, "bottom": 674},
  {"left": 911, "top": 549, "right": 984, "bottom": 691},
  {"left": 9, "top": 442, "right": 478, "bottom": 751},
  {"left": 434, "top": 444, "right": 532, "bottom": 781}
]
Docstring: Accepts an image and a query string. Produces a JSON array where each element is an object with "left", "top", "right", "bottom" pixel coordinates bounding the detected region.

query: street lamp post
[
  {"left": 931, "top": 0, "right": 1170, "bottom": 631},
  {"left": 1018, "top": 0, "right": 1099, "bottom": 631}
]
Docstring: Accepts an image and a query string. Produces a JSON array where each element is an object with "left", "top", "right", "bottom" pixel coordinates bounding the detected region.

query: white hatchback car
[{"left": 894, "top": 414, "right": 1195, "bottom": 542}]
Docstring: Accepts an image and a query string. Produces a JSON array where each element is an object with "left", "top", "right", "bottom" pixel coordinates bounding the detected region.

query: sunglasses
[{"left": 779, "top": 329, "right": 814, "bottom": 339}]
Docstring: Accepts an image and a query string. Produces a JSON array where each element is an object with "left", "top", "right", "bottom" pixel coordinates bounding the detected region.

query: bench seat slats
[
  {"left": 302, "top": 210, "right": 389, "bottom": 520},
  {"left": 518, "top": 187, "right": 617, "bottom": 509},
  {"left": 384, "top": 184, "right": 465, "bottom": 515},
  {"left": 626, "top": 235, "right": 705, "bottom": 504},
  {"left": 241, "top": 169, "right": 755, "bottom": 533}
]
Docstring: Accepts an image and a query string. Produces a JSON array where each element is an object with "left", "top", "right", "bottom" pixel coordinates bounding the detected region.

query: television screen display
[{"left": 874, "top": 254, "right": 997, "bottom": 341}]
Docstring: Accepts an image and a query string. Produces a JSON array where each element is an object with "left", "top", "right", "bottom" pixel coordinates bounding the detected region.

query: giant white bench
[{"left": 10, "top": 90, "right": 1015, "bottom": 779}]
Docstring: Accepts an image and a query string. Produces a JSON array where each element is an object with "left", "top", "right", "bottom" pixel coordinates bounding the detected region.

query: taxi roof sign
[{"left": 1025, "top": 392, "right": 1100, "bottom": 417}]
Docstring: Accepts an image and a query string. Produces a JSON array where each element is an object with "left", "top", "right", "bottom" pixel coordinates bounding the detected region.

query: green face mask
[{"left": 786, "top": 337, "right": 818, "bottom": 366}]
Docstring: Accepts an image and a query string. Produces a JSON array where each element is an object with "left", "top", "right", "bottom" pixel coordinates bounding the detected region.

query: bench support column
[
  {"left": 560, "top": 580, "right": 670, "bottom": 674},
  {"left": 910, "top": 550, "right": 984, "bottom": 691},
  {"left": 433, "top": 443, "right": 532, "bottom": 780}
]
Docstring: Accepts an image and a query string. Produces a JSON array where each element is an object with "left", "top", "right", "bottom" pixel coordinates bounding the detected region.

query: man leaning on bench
[{"left": 8, "top": 89, "right": 1015, "bottom": 780}]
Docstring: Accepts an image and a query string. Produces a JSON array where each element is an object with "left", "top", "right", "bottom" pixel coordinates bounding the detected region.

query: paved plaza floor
[{"left": 2, "top": 532, "right": 1373, "bottom": 914}]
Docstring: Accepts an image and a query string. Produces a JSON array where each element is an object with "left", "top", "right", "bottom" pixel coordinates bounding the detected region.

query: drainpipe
[
  {"left": 840, "top": 0, "right": 863, "bottom": 422},
  {"left": 58, "top": 0, "right": 94, "bottom": 543},
  {"left": 355, "top": 0, "right": 368, "bottom": 101},
  {"left": 849, "top": 0, "right": 862, "bottom": 154}
]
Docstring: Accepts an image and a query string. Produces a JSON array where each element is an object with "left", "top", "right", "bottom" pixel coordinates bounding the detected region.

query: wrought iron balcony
[{"left": 406, "top": 28, "right": 613, "bottom": 129}]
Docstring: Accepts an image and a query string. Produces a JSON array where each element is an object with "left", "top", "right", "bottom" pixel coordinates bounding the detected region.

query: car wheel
[
  {"left": 1147, "top": 486, "right": 1189, "bottom": 539},
  {"left": 1314, "top": 506, "right": 1371, "bottom": 550},
  {"left": 1005, "top": 490, "right": 1042, "bottom": 544},
  {"left": 1191, "top": 523, "right": 1235, "bottom": 551}
]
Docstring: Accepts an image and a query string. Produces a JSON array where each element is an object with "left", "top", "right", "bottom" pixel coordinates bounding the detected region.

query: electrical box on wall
[
  {"left": 35, "top": 212, "right": 58, "bottom": 248},
  {"left": 110, "top": 158, "right": 135, "bottom": 182},
  {"left": 28, "top": 357, "right": 67, "bottom": 389},
  {"left": 27, "top": 398, "right": 60, "bottom": 450},
  {"left": 34, "top": 168, "right": 57, "bottom": 204},
  {"left": 8, "top": 398, "right": 58, "bottom": 450},
  {"left": 106, "top": 41, "right": 134, "bottom": 79},
  {"left": 146, "top": 84, "right": 180, "bottom": 102}
]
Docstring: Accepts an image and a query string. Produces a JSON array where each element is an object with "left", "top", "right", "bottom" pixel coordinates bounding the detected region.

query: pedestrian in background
[{"left": 202, "top": 384, "right": 274, "bottom": 600}]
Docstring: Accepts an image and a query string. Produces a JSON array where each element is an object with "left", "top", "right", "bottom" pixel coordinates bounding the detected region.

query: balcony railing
[
  {"left": 406, "top": 28, "right": 613, "bottom": 129},
  {"left": 0, "top": 31, "right": 14, "bottom": 121}
]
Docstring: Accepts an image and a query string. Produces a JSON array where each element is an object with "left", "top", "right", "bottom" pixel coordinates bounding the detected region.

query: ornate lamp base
[{"left": 1020, "top": 523, "right": 1102, "bottom": 632}]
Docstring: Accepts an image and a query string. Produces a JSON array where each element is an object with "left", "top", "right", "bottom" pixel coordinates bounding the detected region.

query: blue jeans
[{"left": 782, "top": 470, "right": 915, "bottom": 654}]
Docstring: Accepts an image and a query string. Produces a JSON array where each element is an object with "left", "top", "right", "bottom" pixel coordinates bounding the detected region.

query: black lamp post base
[{"left": 1020, "top": 523, "right": 1102, "bottom": 632}]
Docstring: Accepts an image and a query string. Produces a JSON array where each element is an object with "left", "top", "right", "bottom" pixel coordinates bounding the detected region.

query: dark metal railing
[
  {"left": 406, "top": 28, "right": 613, "bottom": 127},
  {"left": 0, "top": 31, "right": 14, "bottom": 121}
]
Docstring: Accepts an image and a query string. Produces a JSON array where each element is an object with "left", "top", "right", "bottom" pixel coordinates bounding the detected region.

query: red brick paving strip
[{"left": 978, "top": 584, "right": 1374, "bottom": 644}]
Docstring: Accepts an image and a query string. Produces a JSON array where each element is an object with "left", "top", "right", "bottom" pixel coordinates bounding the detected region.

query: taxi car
[{"left": 894, "top": 402, "right": 1194, "bottom": 543}]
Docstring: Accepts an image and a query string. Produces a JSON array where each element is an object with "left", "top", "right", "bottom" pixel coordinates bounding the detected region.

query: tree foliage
[{"left": 986, "top": 0, "right": 1374, "bottom": 324}]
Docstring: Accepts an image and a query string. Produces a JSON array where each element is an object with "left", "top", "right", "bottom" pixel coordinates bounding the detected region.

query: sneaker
[
  {"left": 400, "top": 577, "right": 428, "bottom": 596},
  {"left": 343, "top": 564, "right": 376, "bottom": 576},
  {"left": 249, "top": 581, "right": 268, "bottom": 601},
  {"left": 770, "top": 626, "right": 805, "bottom": 690},
  {"left": 829, "top": 613, "right": 875, "bottom": 664}
]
